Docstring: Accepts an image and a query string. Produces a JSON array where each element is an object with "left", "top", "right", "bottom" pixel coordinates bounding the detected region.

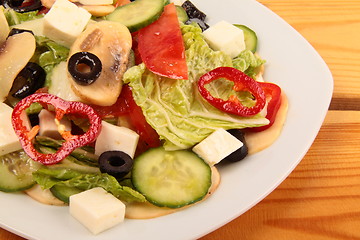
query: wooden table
[{"left": 1, "top": 0, "right": 360, "bottom": 239}]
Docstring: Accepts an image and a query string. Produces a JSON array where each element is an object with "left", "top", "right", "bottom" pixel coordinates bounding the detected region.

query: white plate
[{"left": 0, "top": 0, "right": 333, "bottom": 239}]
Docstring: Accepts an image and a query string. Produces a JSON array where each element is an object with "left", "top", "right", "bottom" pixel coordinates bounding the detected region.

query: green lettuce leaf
[
  {"left": 34, "top": 36, "right": 70, "bottom": 86},
  {"left": 33, "top": 168, "right": 146, "bottom": 203},
  {"left": 233, "top": 50, "right": 266, "bottom": 79},
  {"left": 123, "top": 23, "right": 269, "bottom": 150},
  {"left": 3, "top": 9, "right": 43, "bottom": 26}
]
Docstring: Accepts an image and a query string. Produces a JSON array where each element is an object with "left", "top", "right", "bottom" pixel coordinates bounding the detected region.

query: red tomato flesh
[{"left": 138, "top": 3, "right": 188, "bottom": 80}]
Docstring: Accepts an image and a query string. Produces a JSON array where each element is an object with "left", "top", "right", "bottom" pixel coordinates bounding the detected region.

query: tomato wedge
[
  {"left": 137, "top": 3, "right": 188, "bottom": 80},
  {"left": 121, "top": 86, "right": 161, "bottom": 152},
  {"left": 91, "top": 85, "right": 161, "bottom": 155},
  {"left": 114, "top": 0, "right": 131, "bottom": 8}
]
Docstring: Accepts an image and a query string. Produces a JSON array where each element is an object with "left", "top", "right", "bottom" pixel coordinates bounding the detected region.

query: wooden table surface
[{"left": 1, "top": 0, "right": 360, "bottom": 239}]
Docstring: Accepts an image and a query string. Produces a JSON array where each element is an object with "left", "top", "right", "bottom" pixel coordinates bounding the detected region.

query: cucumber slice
[
  {"left": 234, "top": 24, "right": 258, "bottom": 53},
  {"left": 50, "top": 185, "right": 82, "bottom": 203},
  {"left": 0, "top": 150, "right": 41, "bottom": 192},
  {"left": 175, "top": 5, "right": 188, "bottom": 23},
  {"left": 132, "top": 147, "right": 212, "bottom": 208},
  {"left": 106, "top": 0, "right": 165, "bottom": 32}
]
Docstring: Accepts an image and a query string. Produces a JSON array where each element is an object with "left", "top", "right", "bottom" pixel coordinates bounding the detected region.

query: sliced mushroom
[
  {"left": 67, "top": 21, "right": 132, "bottom": 106},
  {"left": 80, "top": 4, "right": 115, "bottom": 17},
  {"left": 0, "top": 32, "right": 36, "bottom": 102},
  {"left": 79, "top": 0, "right": 113, "bottom": 6},
  {"left": 0, "top": 6, "right": 10, "bottom": 44},
  {"left": 41, "top": 0, "right": 80, "bottom": 9}
]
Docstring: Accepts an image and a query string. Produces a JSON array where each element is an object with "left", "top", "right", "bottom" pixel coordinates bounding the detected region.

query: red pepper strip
[
  {"left": 12, "top": 93, "right": 102, "bottom": 165},
  {"left": 248, "top": 82, "right": 282, "bottom": 132},
  {"left": 198, "top": 67, "right": 266, "bottom": 117}
]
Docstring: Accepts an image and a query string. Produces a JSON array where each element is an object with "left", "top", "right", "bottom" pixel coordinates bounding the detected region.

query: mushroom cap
[{"left": 67, "top": 21, "right": 132, "bottom": 106}]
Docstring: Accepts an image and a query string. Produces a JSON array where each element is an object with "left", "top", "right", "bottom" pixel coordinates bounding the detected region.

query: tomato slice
[
  {"left": 90, "top": 90, "right": 129, "bottom": 118},
  {"left": 138, "top": 3, "right": 188, "bottom": 80},
  {"left": 121, "top": 86, "right": 161, "bottom": 151},
  {"left": 92, "top": 85, "right": 161, "bottom": 155},
  {"left": 114, "top": 0, "right": 131, "bottom": 8}
]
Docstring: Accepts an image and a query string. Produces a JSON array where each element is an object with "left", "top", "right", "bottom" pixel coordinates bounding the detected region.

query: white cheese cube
[
  {"left": 38, "top": 109, "right": 71, "bottom": 139},
  {"left": 69, "top": 187, "right": 126, "bottom": 235},
  {"left": 203, "top": 20, "right": 246, "bottom": 58},
  {"left": 192, "top": 128, "right": 243, "bottom": 166},
  {"left": 95, "top": 121, "right": 139, "bottom": 158},
  {"left": 43, "top": 0, "right": 91, "bottom": 48},
  {"left": 0, "top": 105, "right": 22, "bottom": 155}
]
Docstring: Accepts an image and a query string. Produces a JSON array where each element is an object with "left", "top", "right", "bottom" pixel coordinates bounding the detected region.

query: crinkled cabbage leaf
[
  {"left": 124, "top": 24, "right": 269, "bottom": 150},
  {"left": 33, "top": 168, "right": 146, "bottom": 203}
]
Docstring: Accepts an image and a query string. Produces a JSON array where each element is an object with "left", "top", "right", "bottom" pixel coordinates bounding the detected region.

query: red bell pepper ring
[
  {"left": 12, "top": 93, "right": 102, "bottom": 165},
  {"left": 249, "top": 82, "right": 282, "bottom": 132},
  {"left": 198, "top": 67, "right": 266, "bottom": 117}
]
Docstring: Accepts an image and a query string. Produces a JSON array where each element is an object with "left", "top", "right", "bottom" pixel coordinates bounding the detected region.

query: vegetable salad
[{"left": 0, "top": 0, "right": 286, "bottom": 235}]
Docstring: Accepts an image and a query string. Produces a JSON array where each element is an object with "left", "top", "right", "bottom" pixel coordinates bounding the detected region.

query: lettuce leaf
[
  {"left": 124, "top": 24, "right": 269, "bottom": 150},
  {"left": 33, "top": 168, "right": 146, "bottom": 203},
  {"left": 3, "top": 9, "right": 43, "bottom": 26},
  {"left": 34, "top": 36, "right": 70, "bottom": 86},
  {"left": 233, "top": 50, "right": 266, "bottom": 79}
]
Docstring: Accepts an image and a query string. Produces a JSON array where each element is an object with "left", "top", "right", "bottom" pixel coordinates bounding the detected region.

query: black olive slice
[
  {"left": 99, "top": 151, "right": 133, "bottom": 179},
  {"left": 8, "top": 28, "right": 34, "bottom": 38},
  {"left": 185, "top": 18, "right": 209, "bottom": 31},
  {"left": 223, "top": 129, "right": 248, "bottom": 162},
  {"left": 68, "top": 52, "right": 102, "bottom": 86},
  {"left": 2, "top": 0, "right": 42, "bottom": 13},
  {"left": 181, "top": 0, "right": 207, "bottom": 22},
  {"left": 10, "top": 62, "right": 46, "bottom": 99}
]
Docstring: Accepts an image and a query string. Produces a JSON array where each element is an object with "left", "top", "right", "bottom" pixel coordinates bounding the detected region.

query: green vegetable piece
[
  {"left": 132, "top": 147, "right": 212, "bottom": 208},
  {"left": 0, "top": 150, "right": 41, "bottom": 192},
  {"left": 123, "top": 23, "right": 269, "bottom": 150},
  {"left": 3, "top": 8, "right": 43, "bottom": 26},
  {"left": 233, "top": 24, "right": 258, "bottom": 53},
  {"left": 106, "top": 0, "right": 165, "bottom": 32},
  {"left": 33, "top": 168, "right": 146, "bottom": 203},
  {"left": 176, "top": 5, "right": 189, "bottom": 23},
  {"left": 36, "top": 136, "right": 99, "bottom": 167},
  {"left": 50, "top": 184, "right": 82, "bottom": 203}
]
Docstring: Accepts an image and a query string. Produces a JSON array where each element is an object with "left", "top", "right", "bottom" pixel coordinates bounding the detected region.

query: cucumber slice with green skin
[
  {"left": 234, "top": 24, "right": 258, "bottom": 53},
  {"left": 0, "top": 150, "right": 41, "bottom": 192},
  {"left": 176, "top": 5, "right": 189, "bottom": 23},
  {"left": 106, "top": 0, "right": 165, "bottom": 32},
  {"left": 50, "top": 185, "right": 83, "bottom": 203},
  {"left": 132, "top": 147, "right": 212, "bottom": 208}
]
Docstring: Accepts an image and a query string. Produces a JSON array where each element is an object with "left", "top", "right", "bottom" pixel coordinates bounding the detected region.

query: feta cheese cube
[
  {"left": 43, "top": 0, "right": 91, "bottom": 47},
  {"left": 0, "top": 104, "right": 22, "bottom": 155},
  {"left": 203, "top": 20, "right": 246, "bottom": 58},
  {"left": 192, "top": 128, "right": 243, "bottom": 166},
  {"left": 69, "top": 187, "right": 126, "bottom": 235},
  {"left": 38, "top": 109, "right": 71, "bottom": 139},
  {"left": 95, "top": 121, "right": 139, "bottom": 158}
]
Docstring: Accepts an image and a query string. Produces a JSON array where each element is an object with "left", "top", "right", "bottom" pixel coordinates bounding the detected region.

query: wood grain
[
  {"left": 200, "top": 110, "right": 360, "bottom": 240},
  {"left": 258, "top": 0, "right": 360, "bottom": 110}
]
